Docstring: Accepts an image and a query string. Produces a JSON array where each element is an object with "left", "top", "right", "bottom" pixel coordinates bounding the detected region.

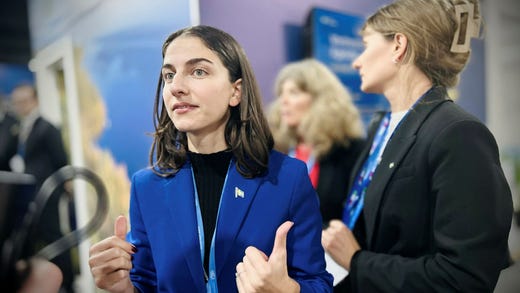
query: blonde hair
[
  {"left": 364, "top": 0, "right": 481, "bottom": 88},
  {"left": 268, "top": 59, "right": 364, "bottom": 159}
]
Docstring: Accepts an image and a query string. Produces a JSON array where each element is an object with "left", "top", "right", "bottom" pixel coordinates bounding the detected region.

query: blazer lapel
[
  {"left": 214, "top": 160, "right": 262, "bottom": 279},
  {"left": 162, "top": 164, "right": 206, "bottom": 285},
  {"left": 363, "top": 135, "right": 416, "bottom": 246},
  {"left": 363, "top": 87, "right": 451, "bottom": 246}
]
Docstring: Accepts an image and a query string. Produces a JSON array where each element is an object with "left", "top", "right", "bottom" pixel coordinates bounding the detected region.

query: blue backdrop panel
[{"left": 306, "top": 7, "right": 389, "bottom": 127}]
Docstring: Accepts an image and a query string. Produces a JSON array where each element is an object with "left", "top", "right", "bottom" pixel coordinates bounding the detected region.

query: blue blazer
[{"left": 127, "top": 150, "right": 333, "bottom": 292}]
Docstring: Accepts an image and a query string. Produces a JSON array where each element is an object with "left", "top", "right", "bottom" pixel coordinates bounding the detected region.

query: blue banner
[{"left": 307, "top": 7, "right": 389, "bottom": 127}]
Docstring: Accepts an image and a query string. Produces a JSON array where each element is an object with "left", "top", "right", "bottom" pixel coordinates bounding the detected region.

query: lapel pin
[
  {"left": 235, "top": 187, "right": 244, "bottom": 198},
  {"left": 389, "top": 162, "right": 395, "bottom": 169}
]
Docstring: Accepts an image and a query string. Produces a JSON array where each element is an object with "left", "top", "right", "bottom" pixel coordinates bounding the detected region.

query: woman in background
[
  {"left": 322, "top": 0, "right": 513, "bottom": 292},
  {"left": 268, "top": 58, "right": 365, "bottom": 225}
]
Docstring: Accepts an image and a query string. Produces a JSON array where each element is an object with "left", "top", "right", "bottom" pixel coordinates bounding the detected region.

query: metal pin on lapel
[
  {"left": 389, "top": 162, "right": 395, "bottom": 169},
  {"left": 235, "top": 187, "right": 244, "bottom": 198}
]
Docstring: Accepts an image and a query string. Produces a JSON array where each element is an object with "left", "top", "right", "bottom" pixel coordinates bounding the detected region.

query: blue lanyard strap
[
  {"left": 342, "top": 112, "right": 391, "bottom": 229},
  {"left": 342, "top": 88, "right": 432, "bottom": 229},
  {"left": 192, "top": 172, "right": 206, "bottom": 277},
  {"left": 191, "top": 163, "right": 232, "bottom": 293}
]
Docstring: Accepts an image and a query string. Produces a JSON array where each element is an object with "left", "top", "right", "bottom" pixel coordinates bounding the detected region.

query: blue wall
[{"left": 0, "top": 63, "right": 34, "bottom": 98}]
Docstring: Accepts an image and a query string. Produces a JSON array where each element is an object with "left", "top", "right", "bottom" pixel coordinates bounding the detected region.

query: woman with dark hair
[
  {"left": 322, "top": 0, "right": 513, "bottom": 292},
  {"left": 88, "top": 25, "right": 332, "bottom": 293}
]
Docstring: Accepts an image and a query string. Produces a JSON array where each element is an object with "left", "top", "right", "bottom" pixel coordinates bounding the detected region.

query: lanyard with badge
[{"left": 191, "top": 163, "right": 232, "bottom": 292}]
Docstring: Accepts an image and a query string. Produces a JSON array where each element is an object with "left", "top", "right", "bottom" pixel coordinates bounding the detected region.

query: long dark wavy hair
[{"left": 149, "top": 25, "right": 274, "bottom": 178}]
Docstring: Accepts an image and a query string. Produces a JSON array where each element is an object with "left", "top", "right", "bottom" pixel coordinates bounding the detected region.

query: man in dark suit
[
  {"left": 0, "top": 99, "right": 19, "bottom": 171},
  {"left": 11, "top": 84, "right": 68, "bottom": 183},
  {"left": 11, "top": 83, "right": 75, "bottom": 293}
]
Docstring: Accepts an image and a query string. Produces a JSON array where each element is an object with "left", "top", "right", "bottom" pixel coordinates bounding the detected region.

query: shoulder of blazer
[
  {"left": 28, "top": 117, "right": 61, "bottom": 140},
  {"left": 2, "top": 112, "right": 18, "bottom": 127},
  {"left": 386, "top": 86, "right": 453, "bottom": 140},
  {"left": 266, "top": 149, "right": 308, "bottom": 182},
  {"left": 24, "top": 117, "right": 60, "bottom": 150},
  {"left": 426, "top": 98, "right": 482, "bottom": 126},
  {"left": 32, "top": 117, "right": 51, "bottom": 130},
  {"left": 131, "top": 166, "right": 180, "bottom": 185},
  {"left": 3, "top": 114, "right": 19, "bottom": 137}
]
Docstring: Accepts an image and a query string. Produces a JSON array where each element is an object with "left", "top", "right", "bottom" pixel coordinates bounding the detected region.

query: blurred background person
[
  {"left": 10, "top": 83, "right": 76, "bottom": 293},
  {"left": 322, "top": 0, "right": 513, "bottom": 292},
  {"left": 0, "top": 96, "right": 19, "bottom": 171},
  {"left": 10, "top": 84, "right": 68, "bottom": 183},
  {"left": 268, "top": 58, "right": 365, "bottom": 225}
]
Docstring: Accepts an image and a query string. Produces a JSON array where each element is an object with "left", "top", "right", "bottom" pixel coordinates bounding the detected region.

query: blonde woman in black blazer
[
  {"left": 322, "top": 0, "right": 513, "bottom": 292},
  {"left": 268, "top": 59, "right": 365, "bottom": 225}
]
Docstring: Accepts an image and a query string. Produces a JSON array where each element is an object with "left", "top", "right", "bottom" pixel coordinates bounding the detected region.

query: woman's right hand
[
  {"left": 322, "top": 219, "right": 360, "bottom": 271},
  {"left": 89, "top": 215, "right": 136, "bottom": 293}
]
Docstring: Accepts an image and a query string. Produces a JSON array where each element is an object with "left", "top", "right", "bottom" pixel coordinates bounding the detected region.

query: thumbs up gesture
[
  {"left": 235, "top": 221, "right": 300, "bottom": 293},
  {"left": 88, "top": 216, "right": 136, "bottom": 293}
]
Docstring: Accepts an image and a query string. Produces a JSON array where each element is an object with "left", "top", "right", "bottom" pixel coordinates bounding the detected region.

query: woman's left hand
[
  {"left": 322, "top": 219, "right": 360, "bottom": 271},
  {"left": 235, "top": 221, "right": 300, "bottom": 293}
]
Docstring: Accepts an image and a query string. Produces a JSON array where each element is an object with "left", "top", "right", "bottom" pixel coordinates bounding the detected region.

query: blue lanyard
[
  {"left": 191, "top": 163, "right": 232, "bottom": 293},
  {"left": 342, "top": 88, "right": 433, "bottom": 228},
  {"left": 342, "top": 112, "right": 390, "bottom": 229}
]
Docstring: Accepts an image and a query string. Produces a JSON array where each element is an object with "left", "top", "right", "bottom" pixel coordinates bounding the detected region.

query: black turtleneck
[{"left": 188, "top": 149, "right": 232, "bottom": 273}]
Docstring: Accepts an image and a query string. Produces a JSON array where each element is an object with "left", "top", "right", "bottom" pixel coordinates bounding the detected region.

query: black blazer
[
  {"left": 0, "top": 112, "right": 19, "bottom": 171},
  {"left": 341, "top": 87, "right": 513, "bottom": 292},
  {"left": 22, "top": 117, "right": 68, "bottom": 244},
  {"left": 22, "top": 116, "right": 74, "bottom": 292},
  {"left": 317, "top": 139, "right": 365, "bottom": 225},
  {"left": 23, "top": 117, "right": 68, "bottom": 184}
]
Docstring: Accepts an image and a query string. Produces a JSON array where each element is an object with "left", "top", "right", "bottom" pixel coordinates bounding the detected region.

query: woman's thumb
[{"left": 114, "top": 215, "right": 128, "bottom": 240}]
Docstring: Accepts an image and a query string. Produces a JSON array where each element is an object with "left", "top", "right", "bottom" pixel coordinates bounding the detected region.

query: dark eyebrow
[
  {"left": 162, "top": 58, "right": 213, "bottom": 71},
  {"left": 161, "top": 64, "right": 174, "bottom": 71}
]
